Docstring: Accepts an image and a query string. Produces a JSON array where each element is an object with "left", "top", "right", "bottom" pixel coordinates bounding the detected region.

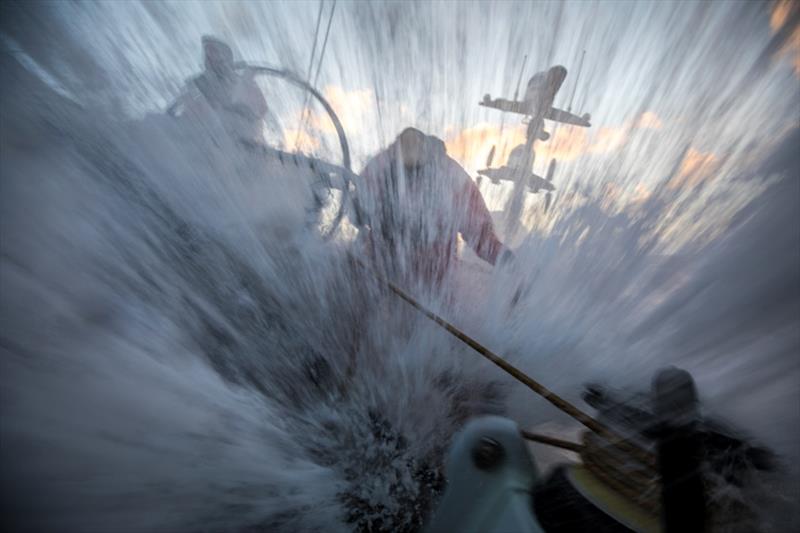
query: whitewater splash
[{"left": 2, "top": 2, "right": 799, "bottom": 532}]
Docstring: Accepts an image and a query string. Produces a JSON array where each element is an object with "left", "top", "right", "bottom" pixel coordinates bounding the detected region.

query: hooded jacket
[{"left": 359, "top": 130, "right": 504, "bottom": 284}]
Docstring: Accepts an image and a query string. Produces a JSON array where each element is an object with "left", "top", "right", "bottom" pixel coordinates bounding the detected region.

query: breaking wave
[{"left": 2, "top": 2, "right": 798, "bottom": 531}]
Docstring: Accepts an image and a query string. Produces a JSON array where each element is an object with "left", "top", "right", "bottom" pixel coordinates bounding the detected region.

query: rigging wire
[
  {"left": 294, "top": 0, "right": 325, "bottom": 150},
  {"left": 306, "top": 1, "right": 325, "bottom": 84},
  {"left": 567, "top": 49, "right": 586, "bottom": 113},
  {"left": 295, "top": 0, "right": 337, "bottom": 150},
  {"left": 312, "top": 0, "right": 337, "bottom": 89}
]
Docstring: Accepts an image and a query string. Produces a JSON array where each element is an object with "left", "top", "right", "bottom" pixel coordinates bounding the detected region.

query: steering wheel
[
  {"left": 241, "top": 64, "right": 360, "bottom": 240},
  {"left": 168, "top": 63, "right": 360, "bottom": 239}
]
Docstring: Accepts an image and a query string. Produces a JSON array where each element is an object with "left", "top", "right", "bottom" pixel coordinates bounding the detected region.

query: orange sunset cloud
[
  {"left": 445, "top": 111, "right": 663, "bottom": 174},
  {"left": 668, "top": 147, "right": 719, "bottom": 190},
  {"left": 636, "top": 111, "right": 663, "bottom": 129},
  {"left": 444, "top": 122, "right": 527, "bottom": 174},
  {"left": 770, "top": 0, "right": 800, "bottom": 77},
  {"left": 287, "top": 85, "right": 376, "bottom": 151},
  {"left": 283, "top": 124, "right": 321, "bottom": 152}
]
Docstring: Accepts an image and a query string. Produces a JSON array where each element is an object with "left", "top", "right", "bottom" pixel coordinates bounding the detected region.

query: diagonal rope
[
  {"left": 521, "top": 430, "right": 583, "bottom": 453},
  {"left": 355, "top": 260, "right": 656, "bottom": 467}
]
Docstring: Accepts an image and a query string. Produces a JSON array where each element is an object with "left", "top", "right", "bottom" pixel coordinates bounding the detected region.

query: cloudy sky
[{"left": 4, "top": 1, "right": 799, "bottom": 230}]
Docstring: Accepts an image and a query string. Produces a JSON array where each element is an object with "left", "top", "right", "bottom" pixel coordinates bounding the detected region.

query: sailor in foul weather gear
[
  {"left": 170, "top": 36, "right": 267, "bottom": 142},
  {"left": 359, "top": 127, "right": 511, "bottom": 287}
]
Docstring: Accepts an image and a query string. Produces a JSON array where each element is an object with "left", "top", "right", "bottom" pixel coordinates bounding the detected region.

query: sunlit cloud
[
  {"left": 601, "top": 181, "right": 623, "bottom": 206},
  {"left": 668, "top": 147, "right": 719, "bottom": 189},
  {"left": 445, "top": 110, "right": 664, "bottom": 174},
  {"left": 590, "top": 180, "right": 656, "bottom": 215},
  {"left": 771, "top": 0, "right": 793, "bottom": 31},
  {"left": 585, "top": 110, "right": 663, "bottom": 155},
  {"left": 636, "top": 111, "right": 663, "bottom": 129},
  {"left": 444, "top": 121, "right": 592, "bottom": 175},
  {"left": 444, "top": 122, "right": 527, "bottom": 174},
  {"left": 589, "top": 125, "right": 630, "bottom": 154},
  {"left": 769, "top": 0, "right": 800, "bottom": 77},
  {"left": 320, "top": 85, "right": 375, "bottom": 134},
  {"left": 282, "top": 126, "right": 320, "bottom": 152},
  {"left": 494, "top": 112, "right": 662, "bottom": 165},
  {"left": 631, "top": 183, "right": 654, "bottom": 204},
  {"left": 286, "top": 85, "right": 376, "bottom": 151},
  {"left": 537, "top": 126, "right": 591, "bottom": 162}
]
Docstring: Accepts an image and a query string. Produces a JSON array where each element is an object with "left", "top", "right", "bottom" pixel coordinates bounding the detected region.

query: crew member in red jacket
[{"left": 359, "top": 127, "right": 510, "bottom": 287}]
